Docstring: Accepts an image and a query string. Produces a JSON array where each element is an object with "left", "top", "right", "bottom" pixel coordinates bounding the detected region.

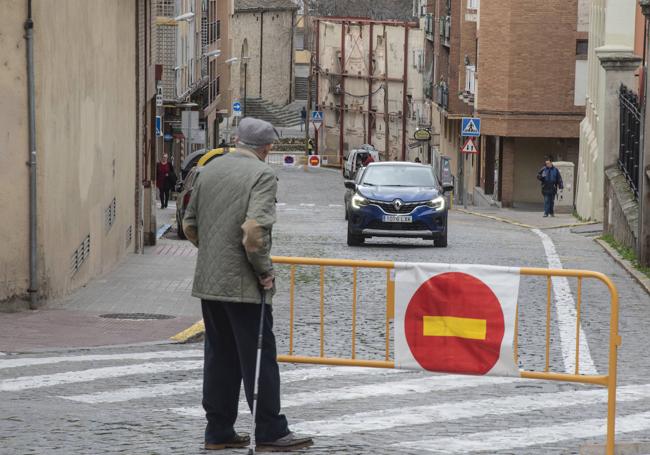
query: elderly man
[{"left": 183, "top": 118, "right": 313, "bottom": 452}]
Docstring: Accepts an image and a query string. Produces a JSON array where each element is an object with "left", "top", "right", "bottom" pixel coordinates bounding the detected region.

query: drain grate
[{"left": 100, "top": 313, "right": 175, "bottom": 321}]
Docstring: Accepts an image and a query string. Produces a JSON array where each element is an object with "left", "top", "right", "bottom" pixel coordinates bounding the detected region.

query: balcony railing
[{"left": 619, "top": 84, "right": 641, "bottom": 199}]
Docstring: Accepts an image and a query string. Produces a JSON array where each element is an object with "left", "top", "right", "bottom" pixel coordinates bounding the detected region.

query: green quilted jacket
[{"left": 183, "top": 148, "right": 276, "bottom": 304}]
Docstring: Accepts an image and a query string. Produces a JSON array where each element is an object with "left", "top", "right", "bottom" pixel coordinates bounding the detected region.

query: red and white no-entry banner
[{"left": 394, "top": 263, "right": 520, "bottom": 377}]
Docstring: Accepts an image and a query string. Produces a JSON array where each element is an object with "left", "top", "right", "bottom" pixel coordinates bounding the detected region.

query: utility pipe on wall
[{"left": 25, "top": 0, "right": 38, "bottom": 309}]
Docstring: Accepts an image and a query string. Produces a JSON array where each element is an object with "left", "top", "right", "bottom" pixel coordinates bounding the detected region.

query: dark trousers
[
  {"left": 201, "top": 300, "right": 289, "bottom": 444},
  {"left": 159, "top": 187, "right": 170, "bottom": 208},
  {"left": 543, "top": 192, "right": 555, "bottom": 216}
]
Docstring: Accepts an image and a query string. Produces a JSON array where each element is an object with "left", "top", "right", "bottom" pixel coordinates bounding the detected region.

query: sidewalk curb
[
  {"left": 170, "top": 319, "right": 205, "bottom": 343},
  {"left": 595, "top": 239, "right": 650, "bottom": 297},
  {"left": 455, "top": 208, "right": 600, "bottom": 231}
]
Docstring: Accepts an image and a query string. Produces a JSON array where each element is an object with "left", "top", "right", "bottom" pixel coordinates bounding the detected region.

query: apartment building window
[
  {"left": 216, "top": 20, "right": 221, "bottom": 40},
  {"left": 576, "top": 40, "right": 588, "bottom": 60},
  {"left": 216, "top": 75, "right": 220, "bottom": 96},
  {"left": 465, "top": 65, "right": 476, "bottom": 94},
  {"left": 208, "top": 0, "right": 217, "bottom": 44},
  {"left": 208, "top": 59, "right": 216, "bottom": 104},
  {"left": 467, "top": 0, "right": 479, "bottom": 10}
]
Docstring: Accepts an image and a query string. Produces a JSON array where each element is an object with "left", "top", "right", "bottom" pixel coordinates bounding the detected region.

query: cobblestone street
[{"left": 2, "top": 166, "right": 650, "bottom": 454}]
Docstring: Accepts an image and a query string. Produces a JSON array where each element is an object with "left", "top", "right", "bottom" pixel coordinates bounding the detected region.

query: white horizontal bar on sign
[
  {"left": 0, "top": 360, "right": 202, "bottom": 392},
  {"left": 61, "top": 366, "right": 404, "bottom": 404},
  {"left": 0, "top": 350, "right": 203, "bottom": 370},
  {"left": 396, "top": 410, "right": 650, "bottom": 453},
  {"left": 291, "top": 383, "right": 650, "bottom": 436}
]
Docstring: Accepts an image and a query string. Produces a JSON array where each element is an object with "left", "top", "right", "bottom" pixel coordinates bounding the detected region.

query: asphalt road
[{"left": 1, "top": 165, "right": 649, "bottom": 454}]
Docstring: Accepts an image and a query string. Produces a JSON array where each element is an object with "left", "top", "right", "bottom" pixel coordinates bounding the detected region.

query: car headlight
[
  {"left": 351, "top": 193, "right": 369, "bottom": 209},
  {"left": 427, "top": 196, "right": 446, "bottom": 211}
]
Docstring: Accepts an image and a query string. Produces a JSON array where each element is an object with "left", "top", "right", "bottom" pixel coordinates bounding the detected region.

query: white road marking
[
  {"left": 60, "top": 366, "right": 405, "bottom": 404},
  {"left": 0, "top": 361, "right": 202, "bottom": 392},
  {"left": 0, "top": 350, "right": 203, "bottom": 370},
  {"left": 396, "top": 410, "right": 650, "bottom": 453},
  {"left": 299, "top": 203, "right": 316, "bottom": 207},
  {"left": 166, "top": 374, "right": 521, "bottom": 418},
  {"left": 328, "top": 204, "right": 343, "bottom": 208},
  {"left": 277, "top": 203, "right": 287, "bottom": 206},
  {"left": 281, "top": 374, "right": 520, "bottom": 408},
  {"left": 531, "top": 228, "right": 597, "bottom": 375},
  {"left": 290, "top": 383, "right": 650, "bottom": 436}
]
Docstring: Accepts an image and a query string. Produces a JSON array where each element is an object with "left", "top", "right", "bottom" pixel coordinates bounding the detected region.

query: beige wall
[
  {"left": 231, "top": 9, "right": 295, "bottom": 106},
  {"left": 0, "top": 1, "right": 31, "bottom": 301},
  {"left": 512, "top": 138, "right": 579, "bottom": 204},
  {"left": 0, "top": 0, "right": 137, "bottom": 303}
]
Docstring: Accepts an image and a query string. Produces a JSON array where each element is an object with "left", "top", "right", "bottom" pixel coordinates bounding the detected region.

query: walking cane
[{"left": 248, "top": 288, "right": 267, "bottom": 455}]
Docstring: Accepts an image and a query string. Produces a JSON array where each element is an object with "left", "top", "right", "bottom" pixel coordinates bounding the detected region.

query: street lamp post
[{"left": 243, "top": 56, "right": 249, "bottom": 118}]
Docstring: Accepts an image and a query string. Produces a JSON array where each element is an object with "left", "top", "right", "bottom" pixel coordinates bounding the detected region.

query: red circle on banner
[
  {"left": 308, "top": 155, "right": 320, "bottom": 167},
  {"left": 404, "top": 272, "right": 505, "bottom": 375}
]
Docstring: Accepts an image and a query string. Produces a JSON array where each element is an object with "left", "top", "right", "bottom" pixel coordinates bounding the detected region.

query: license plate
[{"left": 382, "top": 215, "right": 412, "bottom": 223}]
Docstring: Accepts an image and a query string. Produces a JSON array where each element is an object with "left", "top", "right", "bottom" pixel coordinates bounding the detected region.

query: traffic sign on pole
[
  {"left": 311, "top": 111, "right": 324, "bottom": 124},
  {"left": 155, "top": 116, "right": 162, "bottom": 137},
  {"left": 233, "top": 101, "right": 242, "bottom": 117},
  {"left": 308, "top": 155, "right": 321, "bottom": 168},
  {"left": 461, "top": 137, "right": 479, "bottom": 154},
  {"left": 395, "top": 263, "right": 520, "bottom": 377},
  {"left": 461, "top": 117, "right": 481, "bottom": 137}
]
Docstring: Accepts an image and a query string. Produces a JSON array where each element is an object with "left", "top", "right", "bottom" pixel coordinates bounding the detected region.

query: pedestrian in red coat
[{"left": 156, "top": 153, "right": 175, "bottom": 209}]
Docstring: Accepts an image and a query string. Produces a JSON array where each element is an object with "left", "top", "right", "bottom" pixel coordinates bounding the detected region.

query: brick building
[
  {"left": 475, "top": 0, "right": 588, "bottom": 207},
  {"left": 427, "top": 0, "right": 478, "bottom": 203}
]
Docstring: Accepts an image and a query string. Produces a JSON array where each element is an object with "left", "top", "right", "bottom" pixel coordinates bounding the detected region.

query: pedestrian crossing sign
[
  {"left": 311, "top": 111, "right": 324, "bottom": 124},
  {"left": 461, "top": 137, "right": 479, "bottom": 154},
  {"left": 461, "top": 117, "right": 481, "bottom": 137}
]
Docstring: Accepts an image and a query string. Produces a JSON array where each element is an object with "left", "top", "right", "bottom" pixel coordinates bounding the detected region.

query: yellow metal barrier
[{"left": 271, "top": 256, "right": 620, "bottom": 454}]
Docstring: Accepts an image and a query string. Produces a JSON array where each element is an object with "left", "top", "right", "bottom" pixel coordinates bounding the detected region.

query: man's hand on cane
[{"left": 258, "top": 273, "right": 274, "bottom": 290}]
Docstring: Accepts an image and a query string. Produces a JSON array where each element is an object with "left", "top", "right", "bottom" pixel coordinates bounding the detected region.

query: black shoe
[
  {"left": 543, "top": 214, "right": 548, "bottom": 217},
  {"left": 257, "top": 432, "right": 314, "bottom": 452},
  {"left": 205, "top": 433, "right": 250, "bottom": 450}
]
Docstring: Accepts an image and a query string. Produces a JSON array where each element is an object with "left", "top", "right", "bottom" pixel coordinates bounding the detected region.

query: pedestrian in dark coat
[{"left": 537, "top": 157, "right": 564, "bottom": 217}]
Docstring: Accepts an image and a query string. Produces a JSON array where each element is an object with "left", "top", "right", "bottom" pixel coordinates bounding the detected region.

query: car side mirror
[
  {"left": 443, "top": 184, "right": 454, "bottom": 194},
  {"left": 344, "top": 180, "right": 356, "bottom": 190}
]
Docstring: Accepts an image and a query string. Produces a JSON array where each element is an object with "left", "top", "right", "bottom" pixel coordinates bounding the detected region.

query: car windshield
[{"left": 362, "top": 165, "right": 435, "bottom": 187}]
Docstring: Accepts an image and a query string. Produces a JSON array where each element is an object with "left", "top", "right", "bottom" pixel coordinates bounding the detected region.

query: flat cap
[{"left": 236, "top": 117, "right": 279, "bottom": 147}]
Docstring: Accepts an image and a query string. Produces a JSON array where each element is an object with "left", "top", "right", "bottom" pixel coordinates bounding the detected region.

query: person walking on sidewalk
[
  {"left": 536, "top": 157, "right": 563, "bottom": 217},
  {"left": 183, "top": 117, "right": 314, "bottom": 452},
  {"left": 156, "top": 153, "right": 175, "bottom": 209}
]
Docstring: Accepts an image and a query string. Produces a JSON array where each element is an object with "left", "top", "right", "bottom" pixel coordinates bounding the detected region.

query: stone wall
[{"left": 604, "top": 166, "right": 639, "bottom": 251}]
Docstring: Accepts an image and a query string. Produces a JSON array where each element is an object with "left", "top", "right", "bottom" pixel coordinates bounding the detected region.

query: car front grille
[
  {"left": 367, "top": 220, "right": 431, "bottom": 231},
  {"left": 370, "top": 200, "right": 427, "bottom": 214}
]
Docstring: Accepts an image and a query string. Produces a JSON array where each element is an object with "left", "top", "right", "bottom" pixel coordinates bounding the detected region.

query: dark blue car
[{"left": 345, "top": 162, "right": 452, "bottom": 247}]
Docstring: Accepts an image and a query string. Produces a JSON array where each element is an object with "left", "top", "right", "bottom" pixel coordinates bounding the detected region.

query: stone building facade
[
  {"left": 231, "top": 0, "right": 298, "bottom": 107},
  {"left": 315, "top": 18, "right": 426, "bottom": 163}
]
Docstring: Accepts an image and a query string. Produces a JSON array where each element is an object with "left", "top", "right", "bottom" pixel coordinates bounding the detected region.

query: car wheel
[
  {"left": 433, "top": 230, "right": 447, "bottom": 248},
  {"left": 177, "top": 213, "right": 186, "bottom": 240},
  {"left": 347, "top": 225, "right": 363, "bottom": 247}
]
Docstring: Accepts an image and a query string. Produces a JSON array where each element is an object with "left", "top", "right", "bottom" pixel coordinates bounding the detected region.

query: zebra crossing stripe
[
  {"left": 394, "top": 410, "right": 650, "bottom": 453},
  {"left": 166, "top": 374, "right": 520, "bottom": 418},
  {"left": 290, "top": 383, "right": 650, "bottom": 436},
  {"left": 0, "top": 350, "right": 203, "bottom": 370},
  {"left": 57, "top": 366, "right": 403, "bottom": 403},
  {"left": 0, "top": 361, "right": 202, "bottom": 392}
]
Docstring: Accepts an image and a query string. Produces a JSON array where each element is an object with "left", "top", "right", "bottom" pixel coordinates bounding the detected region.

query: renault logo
[{"left": 393, "top": 199, "right": 403, "bottom": 211}]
